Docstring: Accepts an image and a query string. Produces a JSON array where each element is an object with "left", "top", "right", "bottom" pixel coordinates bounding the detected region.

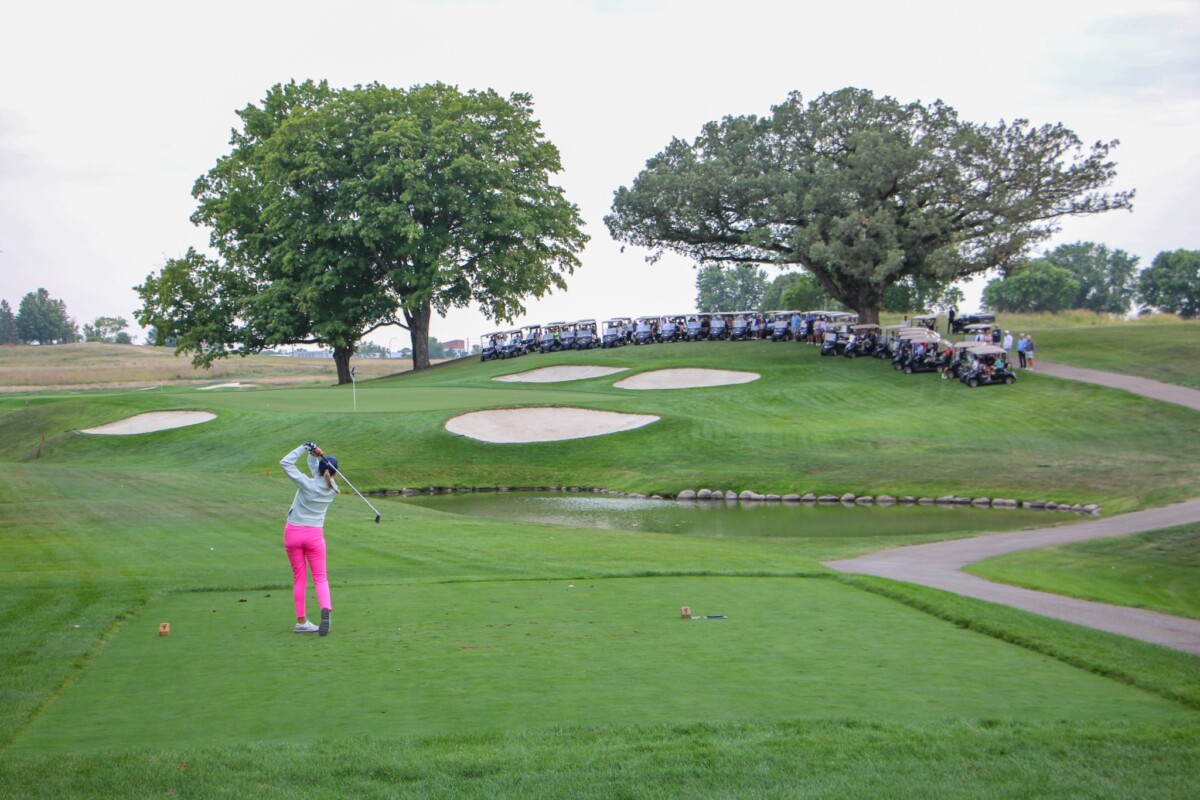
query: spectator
[
  {"left": 1026, "top": 335, "right": 1036, "bottom": 370},
  {"left": 1002, "top": 330, "right": 1013, "bottom": 354},
  {"left": 991, "top": 327, "right": 1002, "bottom": 345},
  {"left": 1016, "top": 334, "right": 1027, "bottom": 369},
  {"left": 947, "top": 306, "right": 957, "bottom": 333}
]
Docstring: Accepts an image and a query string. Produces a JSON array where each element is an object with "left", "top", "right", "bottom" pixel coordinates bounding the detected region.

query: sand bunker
[
  {"left": 82, "top": 411, "right": 217, "bottom": 435},
  {"left": 614, "top": 368, "right": 760, "bottom": 390},
  {"left": 197, "top": 382, "right": 254, "bottom": 391},
  {"left": 446, "top": 407, "right": 658, "bottom": 443},
  {"left": 493, "top": 365, "right": 628, "bottom": 383}
]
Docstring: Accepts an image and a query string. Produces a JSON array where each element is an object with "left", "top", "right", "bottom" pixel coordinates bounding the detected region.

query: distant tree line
[
  {"left": 0, "top": 288, "right": 133, "bottom": 345},
  {"left": 696, "top": 242, "right": 1198, "bottom": 319}
]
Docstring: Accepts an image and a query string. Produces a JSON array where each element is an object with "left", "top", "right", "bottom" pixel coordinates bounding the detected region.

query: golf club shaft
[{"left": 328, "top": 464, "right": 381, "bottom": 519}]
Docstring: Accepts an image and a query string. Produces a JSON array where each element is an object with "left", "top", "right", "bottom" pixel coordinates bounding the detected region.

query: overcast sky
[{"left": 2, "top": 0, "right": 1197, "bottom": 348}]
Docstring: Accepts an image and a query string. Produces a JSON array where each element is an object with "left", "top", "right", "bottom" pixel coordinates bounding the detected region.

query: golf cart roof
[
  {"left": 897, "top": 329, "right": 940, "bottom": 340},
  {"left": 963, "top": 323, "right": 992, "bottom": 331},
  {"left": 968, "top": 344, "right": 1007, "bottom": 355},
  {"left": 951, "top": 340, "right": 978, "bottom": 350},
  {"left": 544, "top": 321, "right": 566, "bottom": 327},
  {"left": 911, "top": 314, "right": 938, "bottom": 322},
  {"left": 850, "top": 323, "right": 881, "bottom": 331},
  {"left": 637, "top": 315, "right": 660, "bottom": 322},
  {"left": 574, "top": 318, "right": 597, "bottom": 325},
  {"left": 604, "top": 317, "right": 629, "bottom": 324}
]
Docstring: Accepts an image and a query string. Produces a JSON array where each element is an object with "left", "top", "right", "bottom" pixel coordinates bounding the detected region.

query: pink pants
[{"left": 284, "top": 522, "right": 331, "bottom": 619}]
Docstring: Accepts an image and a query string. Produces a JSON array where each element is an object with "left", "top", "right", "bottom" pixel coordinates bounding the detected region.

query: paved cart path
[{"left": 826, "top": 361, "right": 1200, "bottom": 655}]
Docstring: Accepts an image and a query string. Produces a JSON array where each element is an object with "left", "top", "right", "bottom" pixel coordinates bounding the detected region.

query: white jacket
[{"left": 281, "top": 445, "right": 337, "bottom": 527}]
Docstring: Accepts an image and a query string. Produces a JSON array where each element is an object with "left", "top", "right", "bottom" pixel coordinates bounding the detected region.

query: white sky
[{"left": 2, "top": 0, "right": 1198, "bottom": 349}]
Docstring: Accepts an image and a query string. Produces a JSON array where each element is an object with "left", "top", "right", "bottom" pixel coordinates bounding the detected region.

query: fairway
[
  {"left": 12, "top": 576, "right": 1189, "bottom": 753},
  {"left": 3, "top": 336, "right": 1199, "bottom": 797}
]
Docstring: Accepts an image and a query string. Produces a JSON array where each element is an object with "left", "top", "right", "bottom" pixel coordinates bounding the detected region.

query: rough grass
[{"left": 966, "top": 524, "right": 1200, "bottom": 620}]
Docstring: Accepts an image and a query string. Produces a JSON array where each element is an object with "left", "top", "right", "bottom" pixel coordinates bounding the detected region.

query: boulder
[
  {"left": 917, "top": 497, "right": 934, "bottom": 505},
  {"left": 971, "top": 497, "right": 991, "bottom": 507},
  {"left": 725, "top": 491, "right": 739, "bottom": 500},
  {"left": 855, "top": 496, "right": 874, "bottom": 505},
  {"left": 765, "top": 494, "right": 781, "bottom": 502},
  {"left": 677, "top": 489, "right": 697, "bottom": 500},
  {"left": 953, "top": 496, "right": 972, "bottom": 505},
  {"left": 899, "top": 496, "right": 917, "bottom": 504},
  {"left": 1044, "top": 501, "right": 1058, "bottom": 510},
  {"left": 697, "top": 489, "right": 712, "bottom": 499},
  {"left": 817, "top": 494, "right": 839, "bottom": 503},
  {"left": 650, "top": 495, "right": 663, "bottom": 500},
  {"left": 840, "top": 493, "right": 857, "bottom": 503},
  {"left": 876, "top": 495, "right": 897, "bottom": 505},
  {"left": 801, "top": 493, "right": 818, "bottom": 502},
  {"left": 935, "top": 496, "right": 956, "bottom": 505},
  {"left": 782, "top": 494, "right": 802, "bottom": 502},
  {"left": 629, "top": 493, "right": 646, "bottom": 499}
]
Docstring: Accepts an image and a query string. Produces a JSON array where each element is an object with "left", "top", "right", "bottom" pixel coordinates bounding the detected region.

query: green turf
[
  {"left": 2, "top": 339, "right": 1199, "bottom": 797},
  {"left": 1026, "top": 321, "right": 1200, "bottom": 388},
  {"left": 15, "top": 576, "right": 1189, "bottom": 753},
  {"left": 967, "top": 524, "right": 1200, "bottom": 620}
]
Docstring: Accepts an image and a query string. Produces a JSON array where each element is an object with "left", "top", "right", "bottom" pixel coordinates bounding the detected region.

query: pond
[{"left": 400, "top": 492, "right": 1057, "bottom": 539}]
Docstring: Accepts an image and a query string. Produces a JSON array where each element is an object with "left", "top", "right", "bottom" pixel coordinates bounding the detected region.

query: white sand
[
  {"left": 197, "top": 382, "right": 254, "bottom": 391},
  {"left": 493, "top": 365, "right": 628, "bottom": 383},
  {"left": 446, "top": 407, "right": 658, "bottom": 443},
  {"left": 81, "top": 411, "right": 217, "bottom": 435},
  {"left": 614, "top": 368, "right": 760, "bottom": 390}
]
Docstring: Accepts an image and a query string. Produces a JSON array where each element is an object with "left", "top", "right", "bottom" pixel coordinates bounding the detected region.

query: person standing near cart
[
  {"left": 1016, "top": 334, "right": 1028, "bottom": 369},
  {"left": 280, "top": 442, "right": 339, "bottom": 636}
]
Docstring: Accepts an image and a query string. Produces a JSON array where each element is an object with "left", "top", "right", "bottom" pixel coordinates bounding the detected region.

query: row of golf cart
[
  {"left": 818, "top": 314, "right": 1016, "bottom": 387},
  {"left": 479, "top": 311, "right": 836, "bottom": 361}
]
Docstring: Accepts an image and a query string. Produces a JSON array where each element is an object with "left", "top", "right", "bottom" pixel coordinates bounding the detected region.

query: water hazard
[{"left": 400, "top": 492, "right": 1054, "bottom": 538}]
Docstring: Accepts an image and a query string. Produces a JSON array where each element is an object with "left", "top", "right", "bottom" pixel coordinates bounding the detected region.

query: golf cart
[
  {"left": 951, "top": 312, "right": 996, "bottom": 334},
  {"left": 820, "top": 323, "right": 854, "bottom": 356},
  {"left": 521, "top": 324, "right": 543, "bottom": 354},
  {"left": 480, "top": 332, "right": 502, "bottom": 362},
  {"left": 499, "top": 329, "right": 526, "bottom": 359},
  {"left": 769, "top": 311, "right": 795, "bottom": 341},
  {"left": 843, "top": 324, "right": 881, "bottom": 358},
  {"left": 910, "top": 313, "right": 939, "bottom": 331},
  {"left": 960, "top": 344, "right": 1016, "bottom": 387},
  {"left": 601, "top": 317, "right": 631, "bottom": 348},
  {"left": 684, "top": 314, "right": 705, "bottom": 341},
  {"left": 573, "top": 319, "right": 598, "bottom": 350},
  {"left": 892, "top": 330, "right": 941, "bottom": 370},
  {"left": 900, "top": 337, "right": 949, "bottom": 374},
  {"left": 708, "top": 313, "right": 729, "bottom": 340},
  {"left": 659, "top": 315, "right": 686, "bottom": 343},
  {"left": 959, "top": 323, "right": 994, "bottom": 342},
  {"left": 541, "top": 322, "right": 566, "bottom": 353},
  {"left": 632, "top": 316, "right": 658, "bottom": 345},
  {"left": 729, "top": 312, "right": 752, "bottom": 341},
  {"left": 942, "top": 340, "right": 979, "bottom": 379}
]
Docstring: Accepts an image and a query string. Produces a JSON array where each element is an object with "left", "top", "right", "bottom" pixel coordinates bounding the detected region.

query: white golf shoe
[{"left": 294, "top": 620, "right": 319, "bottom": 633}]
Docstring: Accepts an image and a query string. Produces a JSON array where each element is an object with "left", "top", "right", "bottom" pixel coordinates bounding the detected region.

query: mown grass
[
  {"left": 966, "top": 524, "right": 1200, "bottom": 620},
  {"left": 5, "top": 341, "right": 1198, "bottom": 511},
  {"left": 1, "top": 337, "right": 1198, "bottom": 798}
]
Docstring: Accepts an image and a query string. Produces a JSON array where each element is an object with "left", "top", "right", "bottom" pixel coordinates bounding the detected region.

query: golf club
[
  {"left": 326, "top": 460, "right": 381, "bottom": 523},
  {"left": 305, "top": 443, "right": 381, "bottom": 523}
]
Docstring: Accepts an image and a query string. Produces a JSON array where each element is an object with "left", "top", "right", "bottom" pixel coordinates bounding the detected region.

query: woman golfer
[{"left": 280, "top": 442, "right": 338, "bottom": 635}]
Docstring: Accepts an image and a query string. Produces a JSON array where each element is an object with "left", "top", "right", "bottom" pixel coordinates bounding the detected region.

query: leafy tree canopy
[
  {"left": 982, "top": 260, "right": 1080, "bottom": 313},
  {"left": 1137, "top": 249, "right": 1200, "bottom": 319},
  {"left": 606, "top": 87, "right": 1132, "bottom": 323},
  {"left": 0, "top": 299, "right": 17, "bottom": 345},
  {"left": 882, "top": 276, "right": 964, "bottom": 314},
  {"left": 694, "top": 263, "right": 767, "bottom": 312},
  {"left": 777, "top": 272, "right": 839, "bottom": 312},
  {"left": 15, "top": 288, "right": 77, "bottom": 344},
  {"left": 82, "top": 315, "right": 130, "bottom": 343},
  {"left": 1042, "top": 241, "right": 1139, "bottom": 314},
  {"left": 136, "top": 80, "right": 587, "bottom": 382}
]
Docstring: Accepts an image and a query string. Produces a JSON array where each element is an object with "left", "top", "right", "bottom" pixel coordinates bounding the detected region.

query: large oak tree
[
  {"left": 606, "top": 88, "right": 1132, "bottom": 323},
  {"left": 137, "top": 80, "right": 586, "bottom": 382}
]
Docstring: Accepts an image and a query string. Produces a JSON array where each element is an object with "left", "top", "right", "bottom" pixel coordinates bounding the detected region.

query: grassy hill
[{"left": 1, "top": 332, "right": 1197, "bottom": 798}]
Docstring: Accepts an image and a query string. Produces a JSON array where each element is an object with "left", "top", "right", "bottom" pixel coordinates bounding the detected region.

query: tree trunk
[
  {"left": 333, "top": 345, "right": 355, "bottom": 385},
  {"left": 404, "top": 302, "right": 432, "bottom": 371}
]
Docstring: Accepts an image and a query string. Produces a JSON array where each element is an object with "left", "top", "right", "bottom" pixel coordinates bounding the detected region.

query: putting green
[{"left": 13, "top": 577, "right": 1189, "bottom": 752}]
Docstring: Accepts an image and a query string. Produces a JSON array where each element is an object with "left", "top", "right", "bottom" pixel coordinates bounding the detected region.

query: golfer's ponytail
[{"left": 323, "top": 472, "right": 340, "bottom": 494}]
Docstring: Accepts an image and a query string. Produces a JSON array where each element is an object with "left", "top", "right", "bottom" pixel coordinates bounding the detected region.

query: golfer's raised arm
[{"left": 280, "top": 444, "right": 318, "bottom": 486}]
